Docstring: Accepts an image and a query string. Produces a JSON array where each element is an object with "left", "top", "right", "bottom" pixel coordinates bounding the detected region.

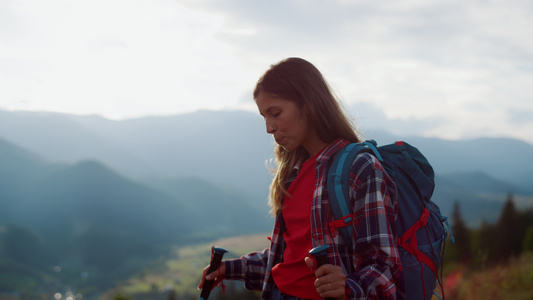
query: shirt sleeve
[
  {"left": 346, "top": 153, "right": 404, "bottom": 299},
  {"left": 224, "top": 248, "right": 270, "bottom": 291}
]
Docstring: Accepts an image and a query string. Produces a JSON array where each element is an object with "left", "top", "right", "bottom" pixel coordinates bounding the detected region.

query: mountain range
[
  {"left": 1, "top": 109, "right": 532, "bottom": 234},
  {"left": 1, "top": 108, "right": 532, "bottom": 296},
  {"left": 0, "top": 133, "right": 271, "bottom": 292}
]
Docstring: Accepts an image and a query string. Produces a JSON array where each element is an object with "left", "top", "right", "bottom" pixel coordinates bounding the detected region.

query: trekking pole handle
[
  {"left": 309, "top": 245, "right": 335, "bottom": 300},
  {"left": 200, "top": 246, "right": 228, "bottom": 300}
]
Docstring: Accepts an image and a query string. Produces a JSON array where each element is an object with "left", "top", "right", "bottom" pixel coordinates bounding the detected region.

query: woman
[{"left": 198, "top": 58, "right": 404, "bottom": 300}]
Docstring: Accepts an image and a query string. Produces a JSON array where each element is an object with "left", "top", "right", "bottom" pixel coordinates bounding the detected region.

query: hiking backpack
[{"left": 327, "top": 140, "right": 451, "bottom": 300}]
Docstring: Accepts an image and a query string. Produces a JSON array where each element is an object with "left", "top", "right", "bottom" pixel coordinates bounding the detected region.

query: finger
[
  {"left": 315, "top": 263, "right": 343, "bottom": 278},
  {"left": 304, "top": 256, "right": 316, "bottom": 271},
  {"left": 315, "top": 264, "right": 334, "bottom": 278},
  {"left": 315, "top": 280, "right": 346, "bottom": 298},
  {"left": 207, "top": 263, "right": 226, "bottom": 280},
  {"left": 197, "top": 266, "right": 210, "bottom": 289},
  {"left": 198, "top": 263, "right": 220, "bottom": 289},
  {"left": 314, "top": 266, "right": 346, "bottom": 289},
  {"left": 205, "top": 268, "right": 220, "bottom": 281},
  {"left": 197, "top": 276, "right": 205, "bottom": 290}
]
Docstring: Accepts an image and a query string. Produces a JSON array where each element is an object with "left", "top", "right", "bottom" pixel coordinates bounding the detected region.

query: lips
[{"left": 275, "top": 136, "right": 285, "bottom": 145}]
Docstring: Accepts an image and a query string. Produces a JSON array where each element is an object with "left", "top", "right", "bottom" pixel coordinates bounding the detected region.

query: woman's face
[{"left": 256, "top": 92, "right": 322, "bottom": 155}]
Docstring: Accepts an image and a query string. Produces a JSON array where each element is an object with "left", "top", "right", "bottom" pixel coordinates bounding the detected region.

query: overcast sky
[{"left": 1, "top": 0, "right": 532, "bottom": 143}]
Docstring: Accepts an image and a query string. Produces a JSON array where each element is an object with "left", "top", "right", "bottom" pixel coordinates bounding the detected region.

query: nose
[{"left": 266, "top": 119, "right": 276, "bottom": 134}]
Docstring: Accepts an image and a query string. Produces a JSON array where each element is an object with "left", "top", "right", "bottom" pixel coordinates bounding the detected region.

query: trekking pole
[
  {"left": 200, "top": 246, "right": 228, "bottom": 300},
  {"left": 309, "top": 245, "right": 335, "bottom": 300}
]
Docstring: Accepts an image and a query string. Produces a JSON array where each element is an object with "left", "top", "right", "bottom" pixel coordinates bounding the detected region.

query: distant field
[
  {"left": 109, "top": 233, "right": 271, "bottom": 298},
  {"left": 208, "top": 234, "right": 272, "bottom": 256}
]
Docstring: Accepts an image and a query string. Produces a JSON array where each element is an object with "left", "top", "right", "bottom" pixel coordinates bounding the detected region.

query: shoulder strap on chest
[{"left": 327, "top": 141, "right": 381, "bottom": 243}]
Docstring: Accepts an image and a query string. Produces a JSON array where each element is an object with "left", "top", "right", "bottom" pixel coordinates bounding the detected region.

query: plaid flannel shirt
[{"left": 225, "top": 139, "right": 405, "bottom": 299}]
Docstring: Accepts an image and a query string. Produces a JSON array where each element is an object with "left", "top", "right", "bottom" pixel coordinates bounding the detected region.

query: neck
[{"left": 304, "top": 140, "right": 328, "bottom": 157}]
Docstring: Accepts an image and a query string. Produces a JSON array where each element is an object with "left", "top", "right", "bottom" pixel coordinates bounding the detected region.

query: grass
[{"left": 445, "top": 252, "right": 533, "bottom": 300}]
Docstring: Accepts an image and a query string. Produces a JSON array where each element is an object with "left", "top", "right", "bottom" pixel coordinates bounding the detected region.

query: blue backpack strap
[
  {"left": 362, "top": 140, "right": 383, "bottom": 161},
  {"left": 327, "top": 141, "right": 381, "bottom": 244}
]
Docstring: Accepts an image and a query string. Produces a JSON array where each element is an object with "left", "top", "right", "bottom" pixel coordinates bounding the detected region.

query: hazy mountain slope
[
  {"left": 2, "top": 110, "right": 532, "bottom": 189},
  {"left": 0, "top": 110, "right": 274, "bottom": 198},
  {"left": 1, "top": 109, "right": 532, "bottom": 225},
  {"left": 433, "top": 171, "right": 532, "bottom": 227},
  {"left": 0, "top": 110, "right": 150, "bottom": 175},
  {"left": 0, "top": 138, "right": 49, "bottom": 222},
  {"left": 362, "top": 129, "right": 533, "bottom": 185},
  {"left": 24, "top": 160, "right": 189, "bottom": 242},
  {"left": 0, "top": 136, "right": 274, "bottom": 297},
  {"left": 99, "top": 110, "right": 274, "bottom": 197},
  {"left": 0, "top": 137, "right": 271, "bottom": 248},
  {"left": 142, "top": 177, "right": 272, "bottom": 234},
  {"left": 407, "top": 136, "right": 533, "bottom": 184}
]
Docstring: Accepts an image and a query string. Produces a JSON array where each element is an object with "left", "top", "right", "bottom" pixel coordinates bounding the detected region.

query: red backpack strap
[
  {"left": 397, "top": 208, "right": 438, "bottom": 300},
  {"left": 328, "top": 212, "right": 359, "bottom": 237}
]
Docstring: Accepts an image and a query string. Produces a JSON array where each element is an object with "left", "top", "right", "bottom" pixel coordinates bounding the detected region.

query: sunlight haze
[{"left": 1, "top": 0, "right": 532, "bottom": 143}]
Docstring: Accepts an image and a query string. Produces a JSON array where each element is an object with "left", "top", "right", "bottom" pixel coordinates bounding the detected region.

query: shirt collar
[
  {"left": 289, "top": 138, "right": 351, "bottom": 180},
  {"left": 315, "top": 138, "right": 350, "bottom": 165}
]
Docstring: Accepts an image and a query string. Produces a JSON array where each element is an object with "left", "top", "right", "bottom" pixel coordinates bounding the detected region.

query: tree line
[{"left": 447, "top": 193, "right": 533, "bottom": 269}]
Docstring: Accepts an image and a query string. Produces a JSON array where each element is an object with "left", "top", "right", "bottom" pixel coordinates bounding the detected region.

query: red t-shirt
[{"left": 272, "top": 150, "right": 322, "bottom": 300}]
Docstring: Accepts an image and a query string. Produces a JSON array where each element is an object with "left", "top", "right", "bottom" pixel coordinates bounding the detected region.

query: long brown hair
[{"left": 254, "top": 57, "right": 361, "bottom": 215}]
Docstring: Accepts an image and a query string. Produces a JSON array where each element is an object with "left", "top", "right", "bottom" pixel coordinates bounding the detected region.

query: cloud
[
  {"left": 347, "top": 101, "right": 447, "bottom": 139},
  {"left": 0, "top": 0, "right": 250, "bottom": 118},
  {"left": 508, "top": 108, "right": 533, "bottom": 125},
  {"left": 1, "top": 0, "right": 532, "bottom": 144},
  {"left": 183, "top": 1, "right": 532, "bottom": 120}
]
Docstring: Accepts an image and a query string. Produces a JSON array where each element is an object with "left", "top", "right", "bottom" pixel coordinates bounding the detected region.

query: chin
[{"left": 280, "top": 144, "right": 298, "bottom": 152}]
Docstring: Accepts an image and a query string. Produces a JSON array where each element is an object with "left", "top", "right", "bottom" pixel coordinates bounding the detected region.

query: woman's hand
[
  {"left": 197, "top": 262, "right": 226, "bottom": 290},
  {"left": 305, "top": 257, "right": 346, "bottom": 300}
]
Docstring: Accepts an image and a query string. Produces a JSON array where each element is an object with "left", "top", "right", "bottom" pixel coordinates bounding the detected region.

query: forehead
[{"left": 255, "top": 92, "right": 295, "bottom": 115}]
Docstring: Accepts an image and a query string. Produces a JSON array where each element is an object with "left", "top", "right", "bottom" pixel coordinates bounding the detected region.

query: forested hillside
[{"left": 0, "top": 138, "right": 271, "bottom": 298}]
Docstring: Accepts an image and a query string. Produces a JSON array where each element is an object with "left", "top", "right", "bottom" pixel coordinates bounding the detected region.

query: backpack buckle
[{"left": 329, "top": 213, "right": 356, "bottom": 238}]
